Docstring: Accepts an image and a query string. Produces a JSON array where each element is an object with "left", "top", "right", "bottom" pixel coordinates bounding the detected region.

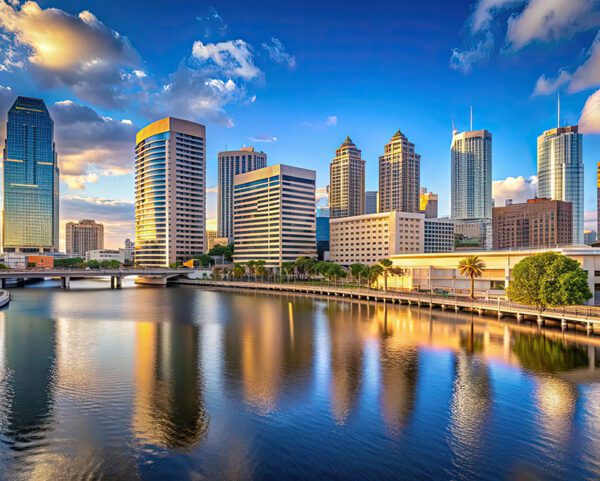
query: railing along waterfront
[{"left": 179, "top": 277, "right": 600, "bottom": 327}]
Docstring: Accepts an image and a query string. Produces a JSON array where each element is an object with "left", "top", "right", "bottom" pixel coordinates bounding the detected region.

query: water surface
[{"left": 0, "top": 280, "right": 599, "bottom": 480}]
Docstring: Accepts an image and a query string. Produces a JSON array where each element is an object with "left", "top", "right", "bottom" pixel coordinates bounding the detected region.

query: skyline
[{"left": 2, "top": 1, "right": 600, "bottom": 248}]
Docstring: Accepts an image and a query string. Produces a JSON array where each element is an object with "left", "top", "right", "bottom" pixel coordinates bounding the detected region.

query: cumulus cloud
[
  {"left": 578, "top": 88, "right": 600, "bottom": 133},
  {"left": 450, "top": 31, "right": 495, "bottom": 73},
  {"left": 192, "top": 39, "right": 260, "bottom": 80},
  {"left": 471, "top": 0, "right": 525, "bottom": 33},
  {"left": 196, "top": 6, "right": 227, "bottom": 39},
  {"left": 0, "top": 84, "right": 15, "bottom": 140},
  {"left": 50, "top": 100, "right": 137, "bottom": 189},
  {"left": 533, "top": 69, "right": 572, "bottom": 95},
  {"left": 302, "top": 115, "right": 338, "bottom": 129},
  {"left": 0, "top": 0, "right": 142, "bottom": 107},
  {"left": 262, "top": 38, "right": 296, "bottom": 69},
  {"left": 247, "top": 134, "right": 277, "bottom": 143},
  {"left": 60, "top": 195, "right": 134, "bottom": 249},
  {"left": 492, "top": 175, "right": 538, "bottom": 206}
]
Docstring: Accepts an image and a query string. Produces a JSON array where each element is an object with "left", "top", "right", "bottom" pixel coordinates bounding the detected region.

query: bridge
[
  {"left": 0, "top": 268, "right": 193, "bottom": 289},
  {"left": 178, "top": 279, "right": 600, "bottom": 333}
]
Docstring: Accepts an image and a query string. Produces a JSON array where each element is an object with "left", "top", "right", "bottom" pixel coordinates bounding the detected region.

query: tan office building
[
  {"left": 492, "top": 198, "right": 572, "bottom": 250},
  {"left": 65, "top": 219, "right": 104, "bottom": 256},
  {"left": 329, "top": 211, "right": 424, "bottom": 266},
  {"left": 233, "top": 164, "right": 316, "bottom": 268},
  {"left": 419, "top": 187, "right": 438, "bottom": 218},
  {"left": 135, "top": 117, "right": 206, "bottom": 267},
  {"left": 330, "top": 136, "right": 365, "bottom": 219},
  {"left": 379, "top": 130, "right": 420, "bottom": 213}
]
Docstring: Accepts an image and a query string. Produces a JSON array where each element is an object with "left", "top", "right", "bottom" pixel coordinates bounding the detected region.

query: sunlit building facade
[
  {"left": 379, "top": 130, "right": 420, "bottom": 213},
  {"left": 217, "top": 147, "right": 267, "bottom": 242},
  {"left": 2, "top": 96, "right": 59, "bottom": 253},
  {"left": 450, "top": 129, "right": 492, "bottom": 221},
  {"left": 65, "top": 219, "right": 104, "bottom": 256},
  {"left": 537, "top": 126, "right": 583, "bottom": 244},
  {"left": 233, "top": 164, "right": 316, "bottom": 268},
  {"left": 419, "top": 187, "right": 438, "bottom": 218},
  {"left": 329, "top": 136, "right": 365, "bottom": 219},
  {"left": 134, "top": 117, "right": 206, "bottom": 267}
]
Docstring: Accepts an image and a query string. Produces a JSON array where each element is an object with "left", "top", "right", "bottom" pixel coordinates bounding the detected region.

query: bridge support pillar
[
  {"left": 537, "top": 316, "right": 544, "bottom": 327},
  {"left": 587, "top": 323, "right": 594, "bottom": 336},
  {"left": 113, "top": 276, "right": 122, "bottom": 289},
  {"left": 477, "top": 308, "right": 484, "bottom": 316},
  {"left": 441, "top": 304, "right": 446, "bottom": 311},
  {"left": 561, "top": 319, "right": 568, "bottom": 331},
  {"left": 61, "top": 277, "right": 70, "bottom": 290},
  {"left": 516, "top": 313, "right": 523, "bottom": 323},
  {"left": 0, "top": 279, "right": 5, "bottom": 289},
  {"left": 455, "top": 305, "right": 460, "bottom": 313},
  {"left": 498, "top": 311, "right": 503, "bottom": 319}
]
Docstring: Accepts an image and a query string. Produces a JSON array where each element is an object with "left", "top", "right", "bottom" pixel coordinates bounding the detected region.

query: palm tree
[
  {"left": 367, "top": 264, "right": 383, "bottom": 289},
  {"left": 378, "top": 259, "right": 394, "bottom": 291},
  {"left": 389, "top": 266, "right": 405, "bottom": 289},
  {"left": 350, "top": 263, "right": 367, "bottom": 286},
  {"left": 281, "top": 262, "right": 295, "bottom": 281},
  {"left": 232, "top": 263, "right": 246, "bottom": 280},
  {"left": 255, "top": 260, "right": 267, "bottom": 279},
  {"left": 458, "top": 255, "right": 486, "bottom": 299},
  {"left": 246, "top": 260, "right": 257, "bottom": 280}
]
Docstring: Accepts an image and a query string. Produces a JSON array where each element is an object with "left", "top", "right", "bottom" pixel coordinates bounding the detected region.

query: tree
[
  {"left": 55, "top": 257, "right": 85, "bottom": 268},
  {"left": 212, "top": 266, "right": 223, "bottom": 281},
  {"left": 246, "top": 260, "right": 257, "bottom": 279},
  {"left": 232, "top": 263, "right": 246, "bottom": 280},
  {"left": 322, "top": 263, "right": 347, "bottom": 282},
  {"left": 349, "top": 263, "right": 367, "bottom": 285},
  {"left": 389, "top": 266, "right": 405, "bottom": 289},
  {"left": 255, "top": 260, "right": 267, "bottom": 278},
  {"left": 87, "top": 260, "right": 101, "bottom": 270},
  {"left": 0, "top": 263, "right": 8, "bottom": 270},
  {"left": 281, "top": 262, "right": 295, "bottom": 280},
  {"left": 367, "top": 264, "right": 383, "bottom": 289},
  {"left": 196, "top": 254, "right": 212, "bottom": 267},
  {"left": 458, "top": 255, "right": 485, "bottom": 299},
  {"left": 506, "top": 252, "right": 592, "bottom": 314},
  {"left": 295, "top": 257, "right": 316, "bottom": 280},
  {"left": 208, "top": 243, "right": 234, "bottom": 262},
  {"left": 378, "top": 259, "right": 394, "bottom": 291}
]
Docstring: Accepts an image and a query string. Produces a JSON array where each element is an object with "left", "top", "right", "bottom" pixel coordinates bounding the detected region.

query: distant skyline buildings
[
  {"left": 419, "top": 188, "right": 438, "bottom": 219},
  {"left": 329, "top": 136, "right": 365, "bottom": 219},
  {"left": 66, "top": 219, "right": 104, "bottom": 256},
  {"left": 365, "top": 191, "right": 378, "bottom": 214},
  {"left": 134, "top": 117, "right": 206, "bottom": 267},
  {"left": 537, "top": 125, "right": 584, "bottom": 245},
  {"left": 217, "top": 146, "right": 267, "bottom": 242},
  {"left": 378, "top": 130, "right": 420, "bottom": 214},
  {"left": 451, "top": 129, "right": 492, "bottom": 222},
  {"left": 3, "top": 96, "right": 59, "bottom": 253}
]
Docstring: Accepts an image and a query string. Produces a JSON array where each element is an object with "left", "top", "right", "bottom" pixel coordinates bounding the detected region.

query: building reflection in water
[
  {"left": 377, "top": 305, "right": 419, "bottom": 434},
  {"left": 132, "top": 321, "right": 208, "bottom": 450},
  {"left": 0, "top": 310, "right": 56, "bottom": 452}
]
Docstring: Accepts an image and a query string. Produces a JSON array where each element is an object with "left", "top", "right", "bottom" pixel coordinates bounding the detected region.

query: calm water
[{"left": 1, "top": 280, "right": 600, "bottom": 480}]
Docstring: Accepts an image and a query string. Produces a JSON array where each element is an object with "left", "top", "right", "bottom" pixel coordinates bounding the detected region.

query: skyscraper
[
  {"left": 450, "top": 129, "right": 492, "bottom": 221},
  {"left": 65, "top": 219, "right": 104, "bottom": 256},
  {"left": 365, "top": 191, "right": 378, "bottom": 214},
  {"left": 134, "top": 117, "right": 206, "bottom": 267},
  {"left": 379, "top": 130, "right": 420, "bottom": 213},
  {"left": 2, "top": 96, "right": 59, "bottom": 253},
  {"left": 233, "top": 164, "right": 316, "bottom": 268},
  {"left": 329, "top": 136, "right": 365, "bottom": 218},
  {"left": 537, "top": 125, "right": 583, "bottom": 244},
  {"left": 419, "top": 187, "right": 438, "bottom": 218},
  {"left": 217, "top": 146, "right": 267, "bottom": 242}
]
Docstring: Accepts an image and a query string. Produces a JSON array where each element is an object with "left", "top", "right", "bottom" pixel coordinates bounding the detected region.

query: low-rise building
[
  {"left": 1, "top": 253, "right": 27, "bottom": 269},
  {"left": 492, "top": 198, "right": 572, "bottom": 249},
  {"left": 206, "top": 230, "right": 218, "bottom": 251},
  {"left": 86, "top": 249, "right": 125, "bottom": 264},
  {"left": 27, "top": 255, "right": 54, "bottom": 268},
  {"left": 329, "top": 211, "right": 424, "bottom": 266},
  {"left": 387, "top": 247, "right": 600, "bottom": 304},
  {"left": 424, "top": 218, "right": 454, "bottom": 253}
]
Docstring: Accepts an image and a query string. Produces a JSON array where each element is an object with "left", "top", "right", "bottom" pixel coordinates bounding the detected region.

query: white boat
[{"left": 0, "top": 290, "right": 10, "bottom": 308}]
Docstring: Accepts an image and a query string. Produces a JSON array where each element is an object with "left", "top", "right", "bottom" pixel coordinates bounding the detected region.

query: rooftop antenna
[
  {"left": 557, "top": 92, "right": 561, "bottom": 128},
  {"left": 470, "top": 105, "right": 473, "bottom": 131}
]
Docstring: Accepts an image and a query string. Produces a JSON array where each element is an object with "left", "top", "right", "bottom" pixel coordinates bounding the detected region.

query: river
[{"left": 0, "top": 279, "right": 599, "bottom": 480}]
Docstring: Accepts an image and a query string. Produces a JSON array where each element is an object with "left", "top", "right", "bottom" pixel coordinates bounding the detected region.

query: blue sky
[{"left": 2, "top": 0, "right": 600, "bottom": 246}]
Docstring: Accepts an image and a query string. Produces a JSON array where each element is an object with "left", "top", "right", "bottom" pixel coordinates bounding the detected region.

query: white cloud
[
  {"left": 196, "top": 6, "right": 227, "bottom": 39},
  {"left": 192, "top": 39, "right": 261, "bottom": 80},
  {"left": 471, "top": 0, "right": 525, "bottom": 33},
  {"left": 506, "top": 0, "right": 600, "bottom": 51},
  {"left": 568, "top": 32, "right": 600, "bottom": 92},
  {"left": 248, "top": 134, "right": 278, "bottom": 143},
  {"left": 533, "top": 69, "right": 572, "bottom": 95},
  {"left": 450, "top": 32, "right": 495, "bottom": 73},
  {"left": 578, "top": 88, "right": 600, "bottom": 133},
  {"left": 0, "top": 0, "right": 141, "bottom": 107},
  {"left": 302, "top": 115, "right": 338, "bottom": 129},
  {"left": 492, "top": 175, "right": 538, "bottom": 206},
  {"left": 262, "top": 38, "right": 296, "bottom": 69}
]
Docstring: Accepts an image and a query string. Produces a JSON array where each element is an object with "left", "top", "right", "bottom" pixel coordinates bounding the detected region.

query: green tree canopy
[
  {"left": 209, "top": 243, "right": 234, "bottom": 261},
  {"left": 458, "top": 255, "right": 485, "bottom": 299},
  {"left": 506, "top": 252, "right": 592, "bottom": 313}
]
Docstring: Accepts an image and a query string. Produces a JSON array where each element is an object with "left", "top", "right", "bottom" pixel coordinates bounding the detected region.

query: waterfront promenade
[{"left": 178, "top": 279, "right": 600, "bottom": 332}]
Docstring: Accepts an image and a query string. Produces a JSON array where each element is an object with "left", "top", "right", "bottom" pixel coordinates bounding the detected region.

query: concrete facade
[{"left": 329, "top": 136, "right": 365, "bottom": 219}]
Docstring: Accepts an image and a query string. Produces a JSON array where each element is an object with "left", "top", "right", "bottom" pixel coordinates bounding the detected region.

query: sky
[{"left": 2, "top": 0, "right": 600, "bottom": 248}]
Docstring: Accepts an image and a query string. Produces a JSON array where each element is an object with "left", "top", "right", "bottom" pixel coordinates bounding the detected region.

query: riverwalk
[{"left": 177, "top": 279, "right": 600, "bottom": 333}]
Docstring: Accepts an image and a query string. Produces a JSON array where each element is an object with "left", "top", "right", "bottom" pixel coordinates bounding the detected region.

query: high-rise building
[
  {"left": 378, "top": 130, "right": 420, "bottom": 213},
  {"left": 365, "top": 191, "right": 378, "bottom": 214},
  {"left": 65, "top": 219, "right": 104, "bottom": 256},
  {"left": 329, "top": 136, "right": 365, "bottom": 219},
  {"left": 134, "top": 117, "right": 206, "bottom": 267},
  {"left": 537, "top": 125, "right": 583, "bottom": 244},
  {"left": 2, "top": 96, "right": 59, "bottom": 253},
  {"left": 316, "top": 208, "right": 330, "bottom": 261},
  {"left": 424, "top": 218, "right": 454, "bottom": 253},
  {"left": 420, "top": 187, "right": 439, "bottom": 219},
  {"left": 233, "top": 164, "right": 316, "bottom": 268},
  {"left": 596, "top": 162, "right": 599, "bottom": 237},
  {"left": 492, "top": 198, "right": 572, "bottom": 250},
  {"left": 451, "top": 129, "right": 492, "bottom": 221},
  {"left": 584, "top": 230, "right": 597, "bottom": 245},
  {"left": 329, "top": 211, "right": 424, "bottom": 266},
  {"left": 206, "top": 230, "right": 217, "bottom": 251},
  {"left": 217, "top": 147, "right": 267, "bottom": 242}
]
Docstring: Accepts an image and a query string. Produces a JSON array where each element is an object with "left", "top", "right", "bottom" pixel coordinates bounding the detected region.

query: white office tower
[{"left": 537, "top": 126, "right": 584, "bottom": 245}]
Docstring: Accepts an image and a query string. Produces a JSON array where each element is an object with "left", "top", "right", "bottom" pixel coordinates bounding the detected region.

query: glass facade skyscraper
[
  {"left": 537, "top": 125, "right": 583, "bottom": 244},
  {"left": 3, "top": 96, "right": 59, "bottom": 253}
]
